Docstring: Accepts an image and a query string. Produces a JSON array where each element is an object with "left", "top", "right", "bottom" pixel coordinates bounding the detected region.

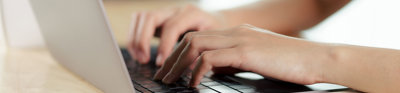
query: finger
[
  {"left": 189, "top": 48, "right": 242, "bottom": 87},
  {"left": 134, "top": 12, "right": 157, "bottom": 64},
  {"left": 127, "top": 13, "right": 140, "bottom": 61},
  {"left": 162, "top": 35, "right": 235, "bottom": 84},
  {"left": 156, "top": 12, "right": 200, "bottom": 66},
  {"left": 153, "top": 31, "right": 223, "bottom": 80},
  {"left": 153, "top": 34, "right": 189, "bottom": 80}
]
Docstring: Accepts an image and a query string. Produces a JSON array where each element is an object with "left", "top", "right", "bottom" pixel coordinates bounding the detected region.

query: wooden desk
[
  {"left": 0, "top": 1, "right": 355, "bottom": 93},
  {"left": 0, "top": 48, "right": 101, "bottom": 93}
]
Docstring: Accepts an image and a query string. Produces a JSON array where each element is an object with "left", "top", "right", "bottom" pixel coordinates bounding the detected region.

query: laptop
[{"left": 30, "top": 0, "right": 352, "bottom": 92}]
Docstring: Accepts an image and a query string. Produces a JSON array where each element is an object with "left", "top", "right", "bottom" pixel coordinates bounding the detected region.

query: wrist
[
  {"left": 307, "top": 43, "right": 343, "bottom": 84},
  {"left": 315, "top": 43, "right": 349, "bottom": 84}
]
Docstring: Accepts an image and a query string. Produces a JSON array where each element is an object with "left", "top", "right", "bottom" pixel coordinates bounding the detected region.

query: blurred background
[
  {"left": 101, "top": 0, "right": 400, "bottom": 49},
  {"left": 2, "top": 0, "right": 400, "bottom": 49}
]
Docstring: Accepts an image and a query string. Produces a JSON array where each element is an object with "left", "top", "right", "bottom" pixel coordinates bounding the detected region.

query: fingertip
[
  {"left": 189, "top": 79, "right": 199, "bottom": 87},
  {"left": 189, "top": 72, "right": 201, "bottom": 87},
  {"left": 153, "top": 69, "right": 163, "bottom": 80},
  {"left": 156, "top": 54, "right": 164, "bottom": 66},
  {"left": 127, "top": 47, "right": 140, "bottom": 62},
  {"left": 162, "top": 73, "right": 177, "bottom": 84},
  {"left": 189, "top": 82, "right": 195, "bottom": 87},
  {"left": 136, "top": 51, "right": 147, "bottom": 64}
]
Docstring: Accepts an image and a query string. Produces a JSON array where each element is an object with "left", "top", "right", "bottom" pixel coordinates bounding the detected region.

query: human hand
[
  {"left": 127, "top": 5, "right": 225, "bottom": 66},
  {"left": 153, "top": 24, "right": 330, "bottom": 87}
]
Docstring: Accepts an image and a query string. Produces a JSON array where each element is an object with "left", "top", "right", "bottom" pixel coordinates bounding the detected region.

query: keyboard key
[
  {"left": 141, "top": 73, "right": 152, "bottom": 78},
  {"left": 201, "top": 81, "right": 221, "bottom": 86},
  {"left": 136, "top": 80, "right": 155, "bottom": 85},
  {"left": 229, "top": 85, "right": 254, "bottom": 89},
  {"left": 204, "top": 72, "right": 213, "bottom": 77},
  {"left": 209, "top": 85, "right": 240, "bottom": 93},
  {"left": 238, "top": 88, "right": 257, "bottom": 93},
  {"left": 164, "top": 83, "right": 186, "bottom": 89},
  {"left": 200, "top": 77, "right": 212, "bottom": 82},
  {"left": 147, "top": 87, "right": 164, "bottom": 92},
  {"left": 179, "top": 89, "right": 196, "bottom": 93},
  {"left": 133, "top": 84, "right": 151, "bottom": 93},
  {"left": 196, "top": 84, "right": 208, "bottom": 90},
  {"left": 198, "top": 89, "right": 218, "bottom": 93},
  {"left": 174, "top": 87, "right": 197, "bottom": 93},
  {"left": 168, "top": 87, "right": 187, "bottom": 92},
  {"left": 133, "top": 77, "right": 148, "bottom": 81},
  {"left": 220, "top": 81, "right": 242, "bottom": 86},
  {"left": 141, "top": 83, "right": 162, "bottom": 88}
]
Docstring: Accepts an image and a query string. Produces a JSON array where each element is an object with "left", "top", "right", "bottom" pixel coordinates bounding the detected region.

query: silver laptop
[{"left": 30, "top": 0, "right": 352, "bottom": 93}]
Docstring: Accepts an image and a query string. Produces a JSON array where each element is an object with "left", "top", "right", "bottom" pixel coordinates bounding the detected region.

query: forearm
[
  {"left": 218, "top": 0, "right": 350, "bottom": 36},
  {"left": 320, "top": 44, "right": 400, "bottom": 92}
]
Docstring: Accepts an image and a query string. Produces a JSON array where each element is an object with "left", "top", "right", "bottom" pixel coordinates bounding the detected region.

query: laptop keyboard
[
  {"left": 120, "top": 47, "right": 360, "bottom": 92},
  {"left": 120, "top": 48, "right": 323, "bottom": 93},
  {"left": 128, "top": 63, "right": 256, "bottom": 93},
  {"left": 120, "top": 48, "right": 257, "bottom": 93}
]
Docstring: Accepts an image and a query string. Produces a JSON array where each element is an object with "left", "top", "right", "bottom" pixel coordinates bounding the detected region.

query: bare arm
[
  {"left": 154, "top": 25, "right": 400, "bottom": 92},
  {"left": 128, "top": 0, "right": 350, "bottom": 66},
  {"left": 321, "top": 44, "right": 400, "bottom": 92},
  {"left": 219, "top": 0, "right": 350, "bottom": 36}
]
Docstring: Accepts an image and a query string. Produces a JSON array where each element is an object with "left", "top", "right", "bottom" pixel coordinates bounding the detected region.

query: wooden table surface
[{"left": 0, "top": 1, "right": 356, "bottom": 93}]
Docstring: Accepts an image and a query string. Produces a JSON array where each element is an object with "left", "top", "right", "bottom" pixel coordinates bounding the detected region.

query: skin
[
  {"left": 127, "top": 5, "right": 223, "bottom": 66},
  {"left": 127, "top": 0, "right": 350, "bottom": 66},
  {"left": 153, "top": 24, "right": 400, "bottom": 93},
  {"left": 128, "top": 0, "right": 400, "bottom": 92}
]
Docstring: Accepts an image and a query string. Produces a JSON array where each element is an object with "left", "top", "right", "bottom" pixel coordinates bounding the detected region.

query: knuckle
[
  {"left": 183, "top": 32, "right": 196, "bottom": 43},
  {"left": 226, "top": 24, "right": 252, "bottom": 35},
  {"left": 188, "top": 35, "right": 201, "bottom": 48},
  {"left": 200, "top": 51, "right": 213, "bottom": 64},
  {"left": 236, "top": 24, "right": 252, "bottom": 32},
  {"left": 237, "top": 47, "right": 250, "bottom": 63}
]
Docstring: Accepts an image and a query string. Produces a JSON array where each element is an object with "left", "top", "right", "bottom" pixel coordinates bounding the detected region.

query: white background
[{"left": 304, "top": 0, "right": 400, "bottom": 50}]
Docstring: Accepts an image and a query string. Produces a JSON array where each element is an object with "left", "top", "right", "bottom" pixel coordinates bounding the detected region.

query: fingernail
[
  {"left": 162, "top": 73, "right": 176, "bottom": 84},
  {"left": 156, "top": 54, "right": 163, "bottom": 66}
]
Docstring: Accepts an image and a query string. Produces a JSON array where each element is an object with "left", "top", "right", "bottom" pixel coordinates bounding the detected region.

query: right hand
[
  {"left": 153, "top": 25, "right": 328, "bottom": 87},
  {"left": 127, "top": 5, "right": 226, "bottom": 66}
]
